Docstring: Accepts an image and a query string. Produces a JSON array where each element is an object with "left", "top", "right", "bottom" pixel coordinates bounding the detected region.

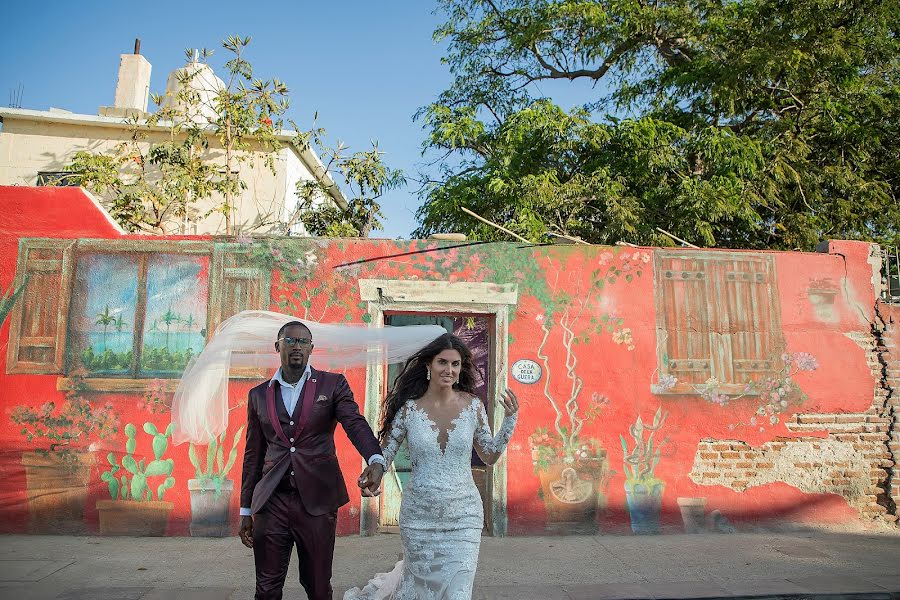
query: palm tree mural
[
  {"left": 95, "top": 305, "right": 115, "bottom": 351},
  {"left": 114, "top": 314, "right": 128, "bottom": 347},
  {"left": 162, "top": 308, "right": 179, "bottom": 351}
]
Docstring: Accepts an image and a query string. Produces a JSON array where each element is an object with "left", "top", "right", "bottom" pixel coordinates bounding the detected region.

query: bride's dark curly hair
[{"left": 377, "top": 333, "right": 480, "bottom": 445}]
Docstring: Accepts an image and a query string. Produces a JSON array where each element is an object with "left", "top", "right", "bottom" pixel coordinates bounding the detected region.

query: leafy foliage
[
  {"left": 290, "top": 125, "right": 405, "bottom": 237},
  {"left": 416, "top": 0, "right": 900, "bottom": 250},
  {"left": 64, "top": 36, "right": 289, "bottom": 234},
  {"left": 10, "top": 375, "right": 118, "bottom": 456}
]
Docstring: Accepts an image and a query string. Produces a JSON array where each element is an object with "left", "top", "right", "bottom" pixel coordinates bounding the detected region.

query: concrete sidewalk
[{"left": 1, "top": 529, "right": 899, "bottom": 599}]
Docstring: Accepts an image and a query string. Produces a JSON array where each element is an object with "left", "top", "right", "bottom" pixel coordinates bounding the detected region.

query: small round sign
[{"left": 511, "top": 359, "right": 542, "bottom": 384}]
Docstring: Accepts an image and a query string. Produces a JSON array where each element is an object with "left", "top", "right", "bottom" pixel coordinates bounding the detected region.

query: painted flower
[
  {"left": 591, "top": 391, "right": 609, "bottom": 405},
  {"left": 770, "top": 415, "right": 779, "bottom": 425},
  {"left": 710, "top": 393, "right": 729, "bottom": 406},
  {"left": 612, "top": 328, "right": 633, "bottom": 345},
  {"left": 794, "top": 352, "right": 818, "bottom": 371},
  {"left": 640, "top": 252, "right": 651, "bottom": 263},
  {"left": 598, "top": 252, "right": 614, "bottom": 264},
  {"left": 658, "top": 374, "right": 678, "bottom": 391},
  {"left": 750, "top": 416, "right": 758, "bottom": 426},
  {"left": 236, "top": 234, "right": 253, "bottom": 246}
]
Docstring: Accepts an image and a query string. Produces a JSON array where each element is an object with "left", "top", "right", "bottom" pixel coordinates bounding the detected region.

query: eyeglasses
[{"left": 278, "top": 336, "right": 312, "bottom": 347}]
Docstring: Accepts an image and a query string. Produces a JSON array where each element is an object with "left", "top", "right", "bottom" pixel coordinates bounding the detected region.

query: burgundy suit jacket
[{"left": 240, "top": 367, "right": 381, "bottom": 516}]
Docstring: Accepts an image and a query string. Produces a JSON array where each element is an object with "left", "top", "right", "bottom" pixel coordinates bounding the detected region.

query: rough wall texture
[{"left": 1, "top": 186, "right": 897, "bottom": 537}]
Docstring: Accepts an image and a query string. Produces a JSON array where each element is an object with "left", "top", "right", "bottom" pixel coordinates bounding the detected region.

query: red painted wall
[{"left": 0, "top": 186, "right": 889, "bottom": 537}]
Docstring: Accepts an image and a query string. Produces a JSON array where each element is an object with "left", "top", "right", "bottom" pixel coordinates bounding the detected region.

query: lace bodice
[
  {"left": 345, "top": 396, "right": 517, "bottom": 600},
  {"left": 381, "top": 396, "right": 517, "bottom": 530}
]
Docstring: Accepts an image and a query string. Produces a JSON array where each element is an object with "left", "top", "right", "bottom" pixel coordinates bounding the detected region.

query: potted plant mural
[
  {"left": 187, "top": 425, "right": 244, "bottom": 537},
  {"left": 529, "top": 393, "right": 611, "bottom": 533},
  {"left": 97, "top": 421, "right": 176, "bottom": 536},
  {"left": 620, "top": 406, "right": 668, "bottom": 534},
  {"left": 9, "top": 375, "right": 117, "bottom": 533},
  {"left": 526, "top": 250, "right": 647, "bottom": 532}
]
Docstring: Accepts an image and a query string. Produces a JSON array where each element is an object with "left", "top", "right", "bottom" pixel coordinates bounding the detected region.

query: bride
[{"left": 345, "top": 333, "right": 519, "bottom": 600}]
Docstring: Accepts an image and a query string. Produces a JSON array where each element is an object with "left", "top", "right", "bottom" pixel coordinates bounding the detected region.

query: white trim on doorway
[{"left": 357, "top": 278, "right": 519, "bottom": 537}]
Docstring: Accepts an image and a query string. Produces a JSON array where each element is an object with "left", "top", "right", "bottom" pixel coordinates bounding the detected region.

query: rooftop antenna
[
  {"left": 134, "top": 38, "right": 141, "bottom": 55},
  {"left": 8, "top": 83, "right": 23, "bottom": 108}
]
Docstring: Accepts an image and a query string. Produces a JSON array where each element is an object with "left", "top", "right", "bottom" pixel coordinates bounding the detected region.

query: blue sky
[{"left": 1, "top": 1, "right": 602, "bottom": 238}]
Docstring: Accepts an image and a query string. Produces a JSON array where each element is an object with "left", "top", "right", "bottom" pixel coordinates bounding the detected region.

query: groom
[{"left": 240, "top": 320, "right": 386, "bottom": 600}]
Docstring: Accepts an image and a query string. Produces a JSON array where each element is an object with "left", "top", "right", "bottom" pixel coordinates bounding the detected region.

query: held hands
[
  {"left": 357, "top": 462, "right": 385, "bottom": 497},
  {"left": 499, "top": 389, "right": 519, "bottom": 417},
  {"left": 239, "top": 515, "right": 253, "bottom": 548}
]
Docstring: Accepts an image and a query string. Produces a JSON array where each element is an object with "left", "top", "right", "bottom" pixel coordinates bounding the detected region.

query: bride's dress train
[{"left": 344, "top": 396, "right": 517, "bottom": 600}]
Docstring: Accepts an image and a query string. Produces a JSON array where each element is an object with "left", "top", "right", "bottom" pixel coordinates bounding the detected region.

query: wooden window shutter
[
  {"left": 715, "top": 254, "right": 783, "bottom": 387},
  {"left": 654, "top": 249, "right": 785, "bottom": 395},
  {"left": 6, "top": 239, "right": 76, "bottom": 374},
  {"left": 207, "top": 243, "right": 271, "bottom": 337},
  {"left": 654, "top": 252, "right": 715, "bottom": 392}
]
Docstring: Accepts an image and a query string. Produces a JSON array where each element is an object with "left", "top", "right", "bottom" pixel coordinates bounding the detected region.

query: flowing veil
[{"left": 170, "top": 310, "right": 445, "bottom": 445}]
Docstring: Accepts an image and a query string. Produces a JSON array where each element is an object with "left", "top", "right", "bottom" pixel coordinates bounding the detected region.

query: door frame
[{"left": 357, "top": 279, "right": 518, "bottom": 537}]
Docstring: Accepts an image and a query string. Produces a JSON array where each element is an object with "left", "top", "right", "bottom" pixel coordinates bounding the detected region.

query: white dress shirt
[{"left": 240, "top": 365, "right": 385, "bottom": 517}]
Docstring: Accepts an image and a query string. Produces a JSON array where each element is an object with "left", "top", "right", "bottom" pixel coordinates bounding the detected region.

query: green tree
[
  {"left": 64, "top": 36, "right": 288, "bottom": 235},
  {"left": 95, "top": 305, "right": 115, "bottom": 351},
  {"left": 287, "top": 123, "right": 405, "bottom": 238},
  {"left": 114, "top": 314, "right": 128, "bottom": 347},
  {"left": 161, "top": 308, "right": 179, "bottom": 351},
  {"left": 415, "top": 0, "right": 900, "bottom": 250}
]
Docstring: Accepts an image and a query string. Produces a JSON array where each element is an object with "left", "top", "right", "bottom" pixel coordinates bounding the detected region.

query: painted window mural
[
  {"left": 68, "top": 252, "right": 209, "bottom": 377},
  {"left": 652, "top": 250, "right": 784, "bottom": 396},
  {"left": 71, "top": 254, "right": 139, "bottom": 375},
  {"left": 142, "top": 255, "right": 208, "bottom": 375}
]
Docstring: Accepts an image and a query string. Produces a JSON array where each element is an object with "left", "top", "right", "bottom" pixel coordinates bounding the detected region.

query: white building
[{"left": 0, "top": 41, "right": 345, "bottom": 235}]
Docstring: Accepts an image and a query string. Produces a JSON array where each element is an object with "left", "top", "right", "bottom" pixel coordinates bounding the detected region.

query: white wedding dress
[{"left": 344, "top": 396, "right": 517, "bottom": 600}]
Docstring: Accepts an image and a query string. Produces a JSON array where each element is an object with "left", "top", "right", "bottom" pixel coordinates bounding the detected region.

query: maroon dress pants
[{"left": 252, "top": 482, "right": 338, "bottom": 600}]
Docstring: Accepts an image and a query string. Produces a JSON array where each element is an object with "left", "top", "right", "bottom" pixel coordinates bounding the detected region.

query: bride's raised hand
[{"left": 499, "top": 389, "right": 519, "bottom": 416}]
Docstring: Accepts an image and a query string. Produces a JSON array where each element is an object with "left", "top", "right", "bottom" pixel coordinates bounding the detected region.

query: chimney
[{"left": 99, "top": 38, "right": 152, "bottom": 117}]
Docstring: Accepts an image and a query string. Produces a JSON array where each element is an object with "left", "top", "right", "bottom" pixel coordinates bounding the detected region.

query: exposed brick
[
  {"left": 720, "top": 451, "right": 741, "bottom": 459},
  {"left": 699, "top": 452, "right": 719, "bottom": 460},
  {"left": 798, "top": 414, "right": 837, "bottom": 424},
  {"left": 834, "top": 414, "right": 868, "bottom": 424},
  {"left": 866, "top": 416, "right": 892, "bottom": 424}
]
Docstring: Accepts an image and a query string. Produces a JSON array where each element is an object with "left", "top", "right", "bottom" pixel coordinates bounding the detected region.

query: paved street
[{"left": 1, "top": 528, "right": 899, "bottom": 599}]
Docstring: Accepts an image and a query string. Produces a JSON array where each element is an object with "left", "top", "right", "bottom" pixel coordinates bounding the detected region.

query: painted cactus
[
  {"left": 620, "top": 407, "right": 668, "bottom": 482},
  {"left": 100, "top": 422, "right": 176, "bottom": 501},
  {"left": 188, "top": 426, "right": 245, "bottom": 494}
]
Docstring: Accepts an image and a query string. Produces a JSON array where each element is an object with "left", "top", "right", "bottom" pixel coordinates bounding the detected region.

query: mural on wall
[
  {"left": 97, "top": 421, "right": 176, "bottom": 536},
  {"left": 0, "top": 196, "right": 889, "bottom": 538},
  {"left": 620, "top": 407, "right": 669, "bottom": 534},
  {"left": 10, "top": 376, "right": 117, "bottom": 534},
  {"left": 525, "top": 249, "right": 647, "bottom": 533}
]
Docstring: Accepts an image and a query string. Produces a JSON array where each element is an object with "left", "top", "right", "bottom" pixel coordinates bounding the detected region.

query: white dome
[{"left": 160, "top": 59, "right": 226, "bottom": 124}]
